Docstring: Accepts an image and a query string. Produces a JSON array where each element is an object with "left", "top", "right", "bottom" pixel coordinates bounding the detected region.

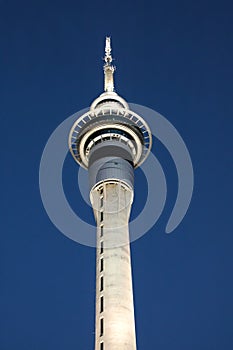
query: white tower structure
[{"left": 69, "top": 38, "right": 152, "bottom": 350}]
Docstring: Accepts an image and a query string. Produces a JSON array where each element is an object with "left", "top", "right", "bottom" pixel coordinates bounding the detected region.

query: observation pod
[{"left": 69, "top": 37, "right": 152, "bottom": 350}]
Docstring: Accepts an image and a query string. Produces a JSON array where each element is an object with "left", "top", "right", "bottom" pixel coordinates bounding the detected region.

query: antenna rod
[{"left": 104, "top": 37, "right": 115, "bottom": 92}]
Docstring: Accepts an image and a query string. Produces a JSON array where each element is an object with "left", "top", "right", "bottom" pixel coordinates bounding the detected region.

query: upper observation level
[{"left": 69, "top": 37, "right": 152, "bottom": 169}]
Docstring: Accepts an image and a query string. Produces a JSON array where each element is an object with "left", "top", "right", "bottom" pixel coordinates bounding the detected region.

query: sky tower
[{"left": 69, "top": 38, "right": 152, "bottom": 350}]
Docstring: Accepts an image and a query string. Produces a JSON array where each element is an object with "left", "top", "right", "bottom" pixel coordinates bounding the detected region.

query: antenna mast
[{"left": 104, "top": 37, "right": 115, "bottom": 92}]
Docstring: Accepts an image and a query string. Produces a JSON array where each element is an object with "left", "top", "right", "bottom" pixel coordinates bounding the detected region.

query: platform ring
[{"left": 68, "top": 106, "right": 152, "bottom": 169}]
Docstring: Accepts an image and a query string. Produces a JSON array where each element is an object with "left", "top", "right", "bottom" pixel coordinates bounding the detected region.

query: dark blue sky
[{"left": 1, "top": 0, "right": 233, "bottom": 349}]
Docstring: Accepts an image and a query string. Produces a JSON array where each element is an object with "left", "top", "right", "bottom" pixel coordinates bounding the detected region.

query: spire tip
[{"left": 104, "top": 36, "right": 115, "bottom": 92}]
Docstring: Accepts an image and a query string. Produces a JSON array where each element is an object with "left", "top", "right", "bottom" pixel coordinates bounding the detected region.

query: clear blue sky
[{"left": 1, "top": 0, "right": 233, "bottom": 349}]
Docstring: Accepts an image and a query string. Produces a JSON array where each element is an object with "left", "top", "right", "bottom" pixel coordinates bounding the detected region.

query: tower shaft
[{"left": 91, "top": 182, "right": 137, "bottom": 350}]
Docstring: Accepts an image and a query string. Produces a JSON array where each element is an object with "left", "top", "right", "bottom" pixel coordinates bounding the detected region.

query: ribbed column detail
[{"left": 91, "top": 182, "right": 137, "bottom": 350}]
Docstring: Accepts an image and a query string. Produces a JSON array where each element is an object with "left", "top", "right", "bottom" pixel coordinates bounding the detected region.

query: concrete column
[{"left": 91, "top": 182, "right": 137, "bottom": 350}]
